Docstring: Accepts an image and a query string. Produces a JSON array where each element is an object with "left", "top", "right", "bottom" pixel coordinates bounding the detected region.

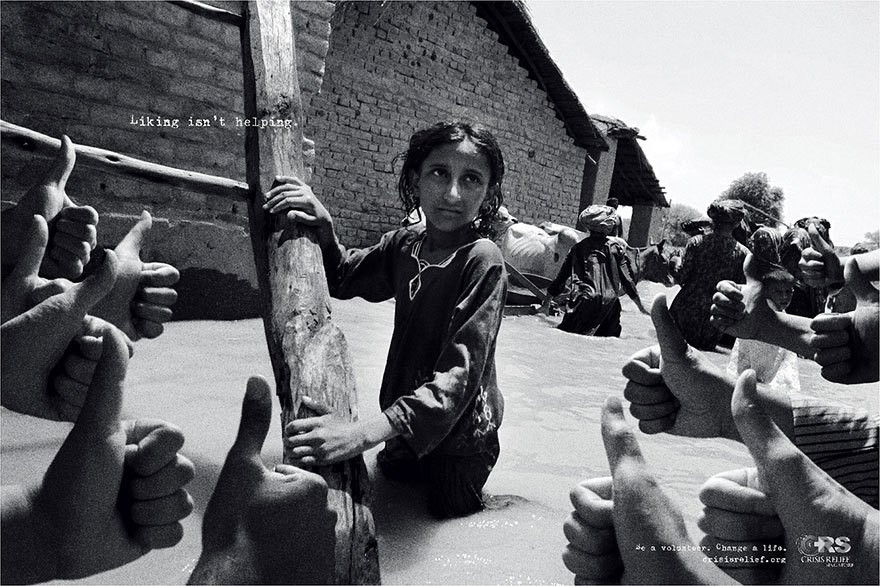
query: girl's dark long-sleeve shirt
[{"left": 322, "top": 224, "right": 506, "bottom": 458}]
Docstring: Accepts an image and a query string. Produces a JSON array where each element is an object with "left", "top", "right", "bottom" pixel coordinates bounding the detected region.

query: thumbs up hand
[
  {"left": 2, "top": 215, "right": 54, "bottom": 324},
  {"left": 697, "top": 468, "right": 785, "bottom": 584},
  {"left": 2, "top": 326, "right": 193, "bottom": 582},
  {"left": 90, "top": 211, "right": 179, "bottom": 341},
  {"left": 563, "top": 397, "right": 733, "bottom": 584},
  {"left": 0, "top": 215, "right": 119, "bottom": 421},
  {"left": 810, "top": 251, "right": 880, "bottom": 384},
  {"left": 799, "top": 224, "right": 844, "bottom": 290},
  {"left": 563, "top": 477, "right": 622, "bottom": 584},
  {"left": 731, "top": 370, "right": 879, "bottom": 584},
  {"left": 2, "top": 136, "right": 98, "bottom": 280},
  {"left": 709, "top": 251, "right": 776, "bottom": 342},
  {"left": 622, "top": 293, "right": 738, "bottom": 439},
  {"left": 189, "top": 377, "right": 337, "bottom": 585}
]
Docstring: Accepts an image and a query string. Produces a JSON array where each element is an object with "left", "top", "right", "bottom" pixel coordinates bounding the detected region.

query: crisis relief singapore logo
[{"left": 796, "top": 534, "right": 854, "bottom": 568}]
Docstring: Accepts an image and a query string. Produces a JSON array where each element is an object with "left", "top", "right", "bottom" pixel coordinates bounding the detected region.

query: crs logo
[{"left": 797, "top": 535, "right": 852, "bottom": 555}]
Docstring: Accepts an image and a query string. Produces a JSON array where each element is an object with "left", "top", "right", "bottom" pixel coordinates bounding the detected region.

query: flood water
[{"left": 2, "top": 283, "right": 876, "bottom": 584}]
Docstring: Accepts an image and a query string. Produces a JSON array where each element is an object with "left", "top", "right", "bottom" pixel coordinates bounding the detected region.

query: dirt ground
[{"left": 2, "top": 282, "right": 877, "bottom": 585}]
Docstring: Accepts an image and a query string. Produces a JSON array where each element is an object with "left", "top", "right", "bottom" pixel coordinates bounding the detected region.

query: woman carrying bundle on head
[
  {"left": 547, "top": 204, "right": 647, "bottom": 337},
  {"left": 670, "top": 199, "right": 750, "bottom": 350}
]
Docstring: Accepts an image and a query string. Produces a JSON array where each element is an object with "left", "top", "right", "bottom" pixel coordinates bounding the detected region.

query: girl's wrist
[
  {"left": 317, "top": 222, "right": 337, "bottom": 250},
  {"left": 358, "top": 416, "right": 397, "bottom": 451}
]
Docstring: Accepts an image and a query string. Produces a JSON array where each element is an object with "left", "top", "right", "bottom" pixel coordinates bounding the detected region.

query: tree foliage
[
  {"left": 718, "top": 172, "right": 785, "bottom": 227},
  {"left": 651, "top": 202, "right": 702, "bottom": 247}
]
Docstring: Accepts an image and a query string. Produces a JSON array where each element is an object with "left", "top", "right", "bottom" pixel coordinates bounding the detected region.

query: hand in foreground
[
  {"left": 563, "top": 477, "right": 621, "bottom": 583},
  {"left": 799, "top": 224, "right": 844, "bottom": 290},
  {"left": 810, "top": 252, "right": 879, "bottom": 384},
  {"left": 90, "top": 211, "right": 179, "bottom": 341},
  {"left": 622, "top": 293, "right": 738, "bottom": 439},
  {"left": 189, "top": 377, "right": 337, "bottom": 584},
  {"left": 1, "top": 327, "right": 193, "bottom": 583},
  {"left": 562, "top": 397, "right": 734, "bottom": 584},
  {"left": 709, "top": 250, "right": 780, "bottom": 342},
  {"left": 0, "top": 216, "right": 119, "bottom": 421},
  {"left": 39, "top": 325, "right": 192, "bottom": 546},
  {"left": 732, "top": 370, "right": 879, "bottom": 584},
  {"left": 120, "top": 417, "right": 195, "bottom": 550},
  {"left": 710, "top": 279, "right": 779, "bottom": 343},
  {"left": 49, "top": 315, "right": 136, "bottom": 418},
  {"left": 2, "top": 215, "right": 53, "bottom": 324},
  {"left": 284, "top": 396, "right": 365, "bottom": 466},
  {"left": 698, "top": 468, "right": 784, "bottom": 584},
  {"left": 3, "top": 136, "right": 98, "bottom": 279}
]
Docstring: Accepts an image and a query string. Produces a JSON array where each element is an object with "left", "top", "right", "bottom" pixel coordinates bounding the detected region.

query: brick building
[
  {"left": 587, "top": 114, "right": 668, "bottom": 246},
  {"left": 1, "top": 1, "right": 664, "bottom": 319}
]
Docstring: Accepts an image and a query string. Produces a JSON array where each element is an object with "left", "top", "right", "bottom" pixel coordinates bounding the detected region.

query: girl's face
[{"left": 413, "top": 139, "right": 491, "bottom": 234}]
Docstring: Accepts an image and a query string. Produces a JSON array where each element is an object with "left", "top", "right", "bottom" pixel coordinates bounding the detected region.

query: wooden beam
[
  {"left": 504, "top": 261, "right": 548, "bottom": 304},
  {"left": 240, "top": 1, "right": 379, "bottom": 583},
  {"left": 0, "top": 120, "right": 249, "bottom": 200},
  {"left": 168, "top": 0, "right": 243, "bottom": 26}
]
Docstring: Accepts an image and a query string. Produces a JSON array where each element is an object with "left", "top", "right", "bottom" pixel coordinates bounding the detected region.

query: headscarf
[
  {"left": 681, "top": 215, "right": 713, "bottom": 236},
  {"left": 794, "top": 217, "right": 831, "bottom": 244},
  {"left": 706, "top": 199, "right": 746, "bottom": 226},
  {"left": 577, "top": 205, "right": 618, "bottom": 234}
]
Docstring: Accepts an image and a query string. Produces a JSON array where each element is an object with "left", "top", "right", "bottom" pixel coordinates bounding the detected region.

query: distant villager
[
  {"left": 605, "top": 197, "right": 624, "bottom": 238},
  {"left": 670, "top": 199, "right": 749, "bottom": 350},
  {"left": 680, "top": 215, "right": 713, "bottom": 237},
  {"left": 547, "top": 205, "right": 648, "bottom": 337}
]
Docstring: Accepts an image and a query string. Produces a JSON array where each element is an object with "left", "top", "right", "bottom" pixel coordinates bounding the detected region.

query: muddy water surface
[{"left": 2, "top": 283, "right": 876, "bottom": 584}]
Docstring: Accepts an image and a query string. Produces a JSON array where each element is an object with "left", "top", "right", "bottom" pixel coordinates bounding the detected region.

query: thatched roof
[
  {"left": 591, "top": 114, "right": 669, "bottom": 207},
  {"left": 473, "top": 1, "right": 608, "bottom": 151}
]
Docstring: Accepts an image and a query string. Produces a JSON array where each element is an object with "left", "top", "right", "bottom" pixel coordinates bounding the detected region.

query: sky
[{"left": 525, "top": 0, "right": 880, "bottom": 246}]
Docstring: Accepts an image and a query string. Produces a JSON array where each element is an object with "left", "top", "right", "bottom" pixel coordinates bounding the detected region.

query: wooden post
[
  {"left": 504, "top": 261, "right": 549, "bottom": 304},
  {"left": 240, "top": 1, "right": 379, "bottom": 583}
]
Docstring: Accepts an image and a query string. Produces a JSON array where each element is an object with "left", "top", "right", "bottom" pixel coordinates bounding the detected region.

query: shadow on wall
[{"left": 174, "top": 268, "right": 261, "bottom": 321}]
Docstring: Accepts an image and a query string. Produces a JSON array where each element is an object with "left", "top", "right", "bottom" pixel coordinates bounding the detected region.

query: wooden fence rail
[{"left": 0, "top": 120, "right": 249, "bottom": 201}]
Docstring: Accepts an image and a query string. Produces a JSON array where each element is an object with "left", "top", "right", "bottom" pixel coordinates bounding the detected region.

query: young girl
[{"left": 262, "top": 121, "right": 507, "bottom": 518}]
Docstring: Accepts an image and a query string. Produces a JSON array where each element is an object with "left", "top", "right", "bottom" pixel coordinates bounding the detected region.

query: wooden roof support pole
[{"left": 240, "top": 1, "right": 379, "bottom": 583}]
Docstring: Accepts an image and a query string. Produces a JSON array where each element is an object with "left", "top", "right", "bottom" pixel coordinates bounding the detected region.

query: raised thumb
[
  {"left": 600, "top": 396, "right": 647, "bottom": 478},
  {"left": 742, "top": 251, "right": 765, "bottom": 283},
  {"left": 66, "top": 249, "right": 119, "bottom": 315},
  {"left": 730, "top": 371, "right": 803, "bottom": 511},
  {"left": 229, "top": 376, "right": 273, "bottom": 463},
  {"left": 649, "top": 293, "right": 688, "bottom": 359},
  {"left": 844, "top": 251, "right": 880, "bottom": 305},
  {"left": 74, "top": 324, "right": 128, "bottom": 433},
  {"left": 807, "top": 223, "right": 834, "bottom": 255},
  {"left": 9, "top": 215, "right": 49, "bottom": 282},
  {"left": 48, "top": 135, "right": 76, "bottom": 189},
  {"left": 116, "top": 211, "right": 152, "bottom": 258}
]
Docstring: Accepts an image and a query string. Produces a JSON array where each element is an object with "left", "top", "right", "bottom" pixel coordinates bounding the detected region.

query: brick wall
[
  {"left": 1, "top": 0, "right": 587, "bottom": 317},
  {"left": 308, "top": 1, "right": 586, "bottom": 248},
  {"left": 0, "top": 0, "right": 333, "bottom": 318},
  {"left": 1, "top": 1, "right": 332, "bottom": 214}
]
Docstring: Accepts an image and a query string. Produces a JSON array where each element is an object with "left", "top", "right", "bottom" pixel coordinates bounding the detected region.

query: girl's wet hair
[{"left": 395, "top": 121, "right": 505, "bottom": 235}]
